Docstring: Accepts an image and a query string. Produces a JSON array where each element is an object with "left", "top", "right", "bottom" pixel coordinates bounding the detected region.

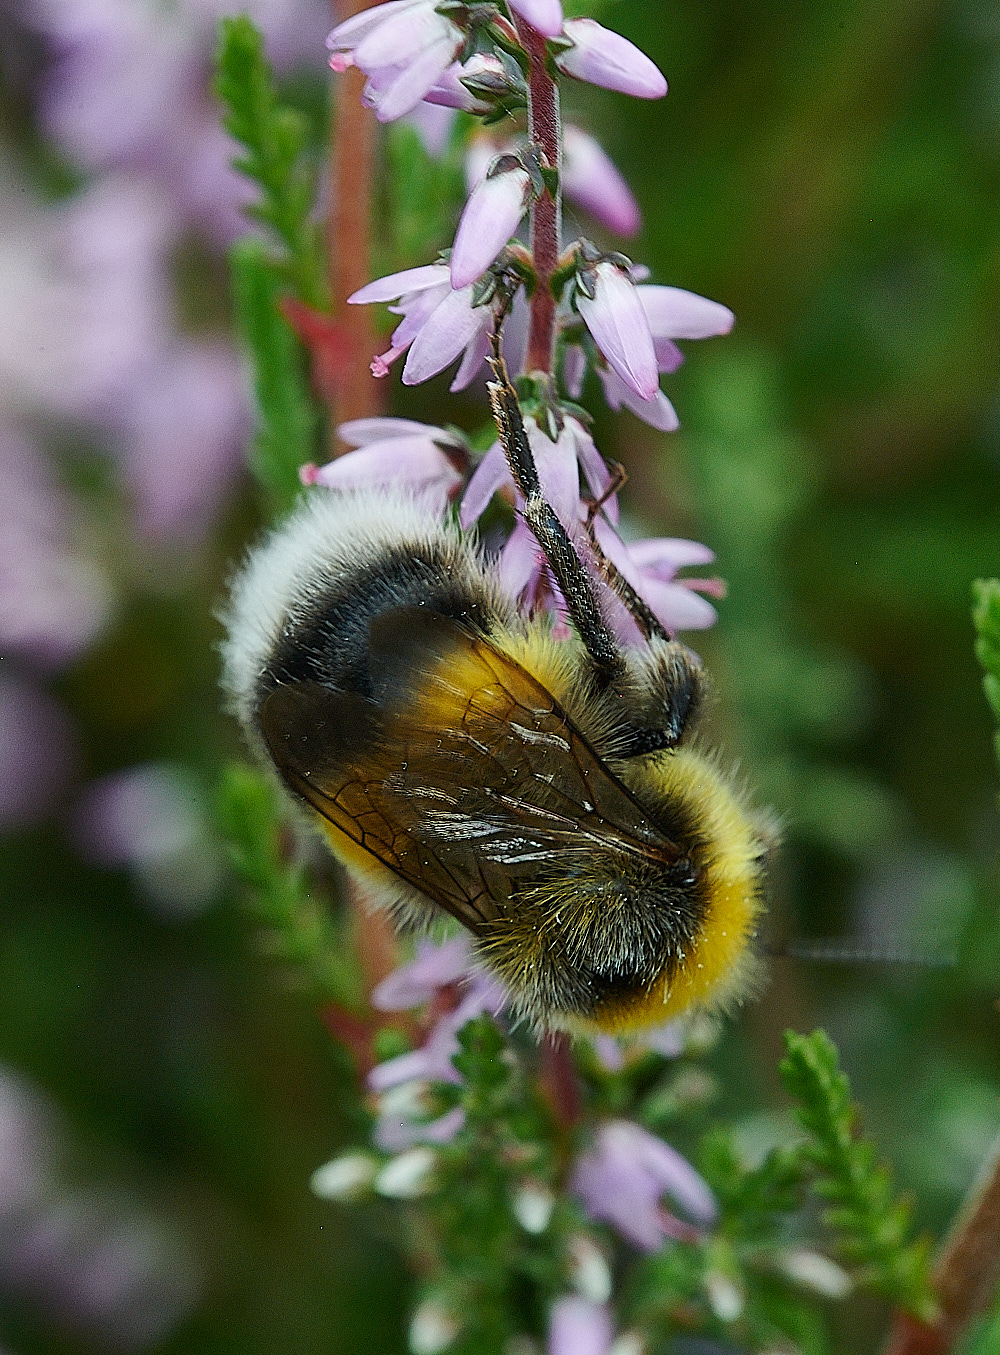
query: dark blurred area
[{"left": 0, "top": 0, "right": 998, "bottom": 1351}]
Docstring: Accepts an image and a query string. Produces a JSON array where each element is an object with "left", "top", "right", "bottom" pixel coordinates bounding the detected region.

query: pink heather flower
[
  {"left": 450, "top": 159, "right": 533, "bottom": 289},
  {"left": 590, "top": 285, "right": 733, "bottom": 430},
  {"left": 460, "top": 416, "right": 614, "bottom": 534},
  {"left": 327, "top": 0, "right": 464, "bottom": 123},
  {"left": 371, "top": 937, "right": 474, "bottom": 1011},
  {"left": 349, "top": 264, "right": 492, "bottom": 389},
  {"left": 555, "top": 18, "right": 668, "bottom": 99},
  {"left": 303, "top": 418, "right": 464, "bottom": 514},
  {"left": 0, "top": 425, "right": 111, "bottom": 669},
  {"left": 425, "top": 53, "right": 509, "bottom": 115},
  {"left": 369, "top": 970, "right": 507, "bottom": 1092},
  {"left": 571, "top": 1119, "right": 716, "bottom": 1251},
  {"left": 592, "top": 518, "right": 721, "bottom": 638},
  {"left": 404, "top": 100, "right": 456, "bottom": 157},
  {"left": 577, "top": 262, "right": 658, "bottom": 401},
  {"left": 563, "top": 126, "right": 641, "bottom": 237},
  {"left": 508, "top": 0, "right": 564, "bottom": 39},
  {"left": 597, "top": 366, "right": 679, "bottom": 432},
  {"left": 547, "top": 1296, "right": 614, "bottom": 1355}
]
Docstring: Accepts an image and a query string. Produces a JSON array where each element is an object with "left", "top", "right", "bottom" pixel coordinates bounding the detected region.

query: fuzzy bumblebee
[{"left": 222, "top": 474, "right": 768, "bottom": 1035}]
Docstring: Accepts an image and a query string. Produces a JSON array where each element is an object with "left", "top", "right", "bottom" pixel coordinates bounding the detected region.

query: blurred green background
[{"left": 0, "top": 0, "right": 999, "bottom": 1351}]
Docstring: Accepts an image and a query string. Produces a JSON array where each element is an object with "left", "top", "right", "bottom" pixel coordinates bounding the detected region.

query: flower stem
[
  {"left": 326, "top": 2, "right": 398, "bottom": 990},
  {"left": 515, "top": 15, "right": 561, "bottom": 375},
  {"left": 328, "top": 1, "right": 383, "bottom": 440},
  {"left": 883, "top": 1131, "right": 1000, "bottom": 1355}
]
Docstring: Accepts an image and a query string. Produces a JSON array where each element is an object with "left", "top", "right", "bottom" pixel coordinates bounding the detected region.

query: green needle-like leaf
[{"left": 780, "top": 1030, "right": 938, "bottom": 1322}]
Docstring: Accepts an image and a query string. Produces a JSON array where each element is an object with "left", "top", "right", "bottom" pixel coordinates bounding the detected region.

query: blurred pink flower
[
  {"left": 547, "top": 1296, "right": 614, "bottom": 1355},
  {"left": 0, "top": 426, "right": 111, "bottom": 668},
  {"left": 571, "top": 1119, "right": 716, "bottom": 1251},
  {"left": 28, "top": 0, "right": 330, "bottom": 243},
  {"left": 563, "top": 126, "right": 641, "bottom": 237},
  {"left": 372, "top": 937, "right": 474, "bottom": 1011}
]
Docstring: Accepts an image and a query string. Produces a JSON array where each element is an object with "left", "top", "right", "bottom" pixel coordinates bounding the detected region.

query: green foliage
[
  {"left": 229, "top": 236, "right": 318, "bottom": 516},
  {"left": 972, "top": 578, "right": 1000, "bottom": 769},
  {"left": 216, "top": 762, "right": 361, "bottom": 1010},
  {"left": 780, "top": 1030, "right": 938, "bottom": 1322},
  {"left": 215, "top": 14, "right": 326, "bottom": 307},
  {"left": 215, "top": 16, "right": 325, "bottom": 516},
  {"left": 384, "top": 119, "right": 467, "bottom": 273}
]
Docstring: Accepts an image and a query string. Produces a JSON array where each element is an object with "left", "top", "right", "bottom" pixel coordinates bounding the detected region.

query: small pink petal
[
  {"left": 349, "top": 263, "right": 450, "bottom": 305},
  {"left": 459, "top": 442, "right": 509, "bottom": 527},
  {"left": 508, "top": 0, "right": 564, "bottom": 39},
  {"left": 562, "top": 126, "right": 641, "bottom": 238},
  {"left": 310, "top": 439, "right": 460, "bottom": 492},
  {"left": 337, "top": 417, "right": 438, "bottom": 446},
  {"left": 627, "top": 537, "right": 715, "bottom": 574},
  {"left": 450, "top": 164, "right": 531, "bottom": 288},
  {"left": 654, "top": 337, "right": 685, "bottom": 373},
  {"left": 570, "top": 421, "right": 619, "bottom": 525},
  {"left": 637, "top": 285, "right": 734, "bottom": 340},
  {"left": 557, "top": 19, "right": 667, "bottom": 99},
  {"left": 598, "top": 366, "right": 679, "bottom": 431},
  {"left": 353, "top": 5, "right": 451, "bottom": 72},
  {"left": 327, "top": 1, "right": 420, "bottom": 52},
  {"left": 370, "top": 35, "right": 460, "bottom": 122},
  {"left": 547, "top": 1297, "right": 613, "bottom": 1355},
  {"left": 449, "top": 324, "right": 492, "bottom": 392},
  {"left": 299, "top": 462, "right": 318, "bottom": 485},
  {"left": 578, "top": 263, "right": 658, "bottom": 401},
  {"left": 402, "top": 286, "right": 487, "bottom": 384},
  {"left": 641, "top": 578, "right": 718, "bottom": 631}
]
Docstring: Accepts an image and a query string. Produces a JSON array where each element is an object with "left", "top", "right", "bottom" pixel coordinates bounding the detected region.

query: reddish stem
[
  {"left": 328, "top": 1, "right": 383, "bottom": 442},
  {"left": 325, "top": 2, "right": 398, "bottom": 1014},
  {"left": 883, "top": 1132, "right": 1000, "bottom": 1355},
  {"left": 539, "top": 1032, "right": 581, "bottom": 1131},
  {"left": 514, "top": 15, "right": 561, "bottom": 375}
]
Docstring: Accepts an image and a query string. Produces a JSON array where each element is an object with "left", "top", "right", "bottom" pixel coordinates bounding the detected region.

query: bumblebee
[{"left": 222, "top": 359, "right": 767, "bottom": 1036}]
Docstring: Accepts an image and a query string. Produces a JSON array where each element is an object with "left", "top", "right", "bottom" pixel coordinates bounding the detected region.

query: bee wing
[{"left": 259, "top": 608, "right": 680, "bottom": 933}]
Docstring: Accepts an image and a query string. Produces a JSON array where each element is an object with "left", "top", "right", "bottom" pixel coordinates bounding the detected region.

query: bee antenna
[
  {"left": 485, "top": 330, "right": 625, "bottom": 688},
  {"left": 773, "top": 938, "right": 958, "bottom": 968}
]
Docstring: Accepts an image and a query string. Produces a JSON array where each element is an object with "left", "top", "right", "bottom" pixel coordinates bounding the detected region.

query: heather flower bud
[
  {"left": 555, "top": 19, "right": 667, "bottom": 100},
  {"left": 563, "top": 127, "right": 641, "bottom": 238},
  {"left": 511, "top": 1181, "right": 555, "bottom": 1234},
  {"left": 507, "top": 0, "right": 564, "bottom": 37},
  {"left": 409, "top": 1299, "right": 459, "bottom": 1354},
  {"left": 375, "top": 1146, "right": 437, "bottom": 1198},
  {"left": 450, "top": 158, "right": 533, "bottom": 289},
  {"left": 309, "top": 1152, "right": 377, "bottom": 1202},
  {"left": 576, "top": 261, "right": 658, "bottom": 401},
  {"left": 567, "top": 1235, "right": 612, "bottom": 1304}
]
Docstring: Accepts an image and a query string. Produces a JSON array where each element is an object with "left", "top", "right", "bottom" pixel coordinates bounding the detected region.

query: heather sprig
[
  {"left": 972, "top": 578, "right": 1000, "bottom": 769},
  {"left": 780, "top": 1029, "right": 938, "bottom": 1322},
  {"left": 215, "top": 15, "right": 326, "bottom": 308},
  {"left": 215, "top": 762, "right": 360, "bottom": 1012}
]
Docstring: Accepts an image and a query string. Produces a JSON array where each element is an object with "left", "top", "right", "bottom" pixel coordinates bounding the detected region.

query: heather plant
[{"left": 211, "top": 7, "right": 1000, "bottom": 1354}]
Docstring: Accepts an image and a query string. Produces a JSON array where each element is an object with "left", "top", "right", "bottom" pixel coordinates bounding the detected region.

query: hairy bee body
[{"left": 222, "top": 490, "right": 767, "bottom": 1034}]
